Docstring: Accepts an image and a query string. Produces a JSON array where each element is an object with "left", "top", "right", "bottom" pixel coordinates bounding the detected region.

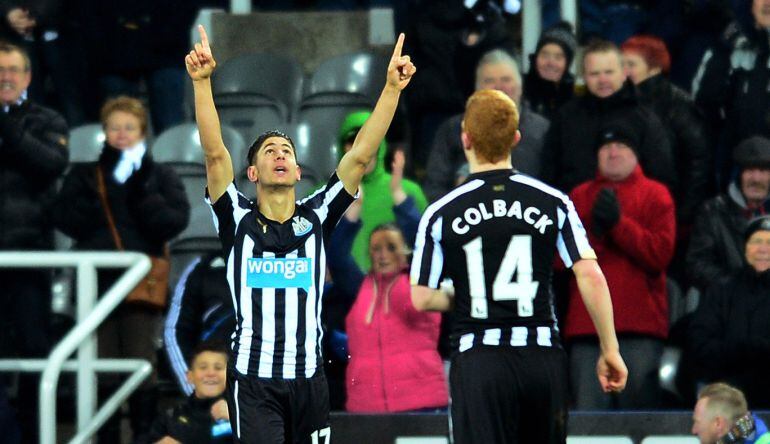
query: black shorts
[
  {"left": 226, "top": 369, "right": 331, "bottom": 444},
  {"left": 450, "top": 346, "right": 568, "bottom": 444}
]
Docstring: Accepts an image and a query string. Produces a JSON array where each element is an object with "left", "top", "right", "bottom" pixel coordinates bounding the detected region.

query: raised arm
[
  {"left": 337, "top": 33, "right": 416, "bottom": 195},
  {"left": 186, "top": 24, "right": 234, "bottom": 202},
  {"left": 572, "top": 259, "right": 628, "bottom": 393}
]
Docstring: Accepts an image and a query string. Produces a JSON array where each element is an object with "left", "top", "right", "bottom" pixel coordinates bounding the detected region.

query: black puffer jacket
[
  {"left": 693, "top": 21, "right": 770, "bottom": 150},
  {"left": 52, "top": 144, "right": 189, "bottom": 290},
  {"left": 685, "top": 182, "right": 765, "bottom": 292},
  {"left": 541, "top": 81, "right": 676, "bottom": 193},
  {"left": 687, "top": 266, "right": 770, "bottom": 409},
  {"left": 0, "top": 100, "right": 68, "bottom": 249},
  {"left": 144, "top": 395, "right": 232, "bottom": 444},
  {"left": 636, "top": 74, "right": 712, "bottom": 223}
]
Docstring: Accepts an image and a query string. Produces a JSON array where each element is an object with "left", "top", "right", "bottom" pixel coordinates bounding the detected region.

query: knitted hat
[
  {"left": 596, "top": 120, "right": 641, "bottom": 155},
  {"left": 733, "top": 136, "right": 770, "bottom": 169},
  {"left": 536, "top": 21, "right": 578, "bottom": 67},
  {"left": 745, "top": 215, "right": 770, "bottom": 242}
]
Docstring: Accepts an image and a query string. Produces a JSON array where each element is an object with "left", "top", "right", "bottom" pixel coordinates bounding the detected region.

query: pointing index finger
[
  {"left": 391, "top": 33, "right": 404, "bottom": 60},
  {"left": 199, "top": 25, "right": 210, "bottom": 51}
]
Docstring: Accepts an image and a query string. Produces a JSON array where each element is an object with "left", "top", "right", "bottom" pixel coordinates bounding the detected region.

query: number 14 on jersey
[{"left": 462, "top": 235, "right": 539, "bottom": 319}]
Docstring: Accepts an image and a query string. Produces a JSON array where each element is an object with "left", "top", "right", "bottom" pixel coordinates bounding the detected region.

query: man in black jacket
[
  {"left": 541, "top": 39, "right": 676, "bottom": 194},
  {"left": 686, "top": 136, "right": 770, "bottom": 293},
  {"left": 687, "top": 215, "right": 770, "bottom": 409},
  {"left": 0, "top": 40, "right": 68, "bottom": 442},
  {"left": 164, "top": 252, "right": 235, "bottom": 395}
]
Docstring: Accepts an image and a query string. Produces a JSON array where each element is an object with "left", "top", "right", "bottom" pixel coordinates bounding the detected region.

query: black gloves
[{"left": 591, "top": 188, "right": 620, "bottom": 237}]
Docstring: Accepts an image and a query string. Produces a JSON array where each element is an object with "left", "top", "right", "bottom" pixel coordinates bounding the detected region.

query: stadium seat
[
  {"left": 567, "top": 437, "right": 633, "bottom": 444},
  {"left": 295, "top": 107, "right": 358, "bottom": 178},
  {"left": 68, "top": 123, "right": 105, "bottom": 163},
  {"left": 152, "top": 122, "right": 246, "bottom": 175},
  {"left": 212, "top": 52, "right": 303, "bottom": 145},
  {"left": 169, "top": 237, "right": 222, "bottom": 294},
  {"left": 301, "top": 52, "right": 389, "bottom": 108},
  {"left": 175, "top": 174, "right": 218, "bottom": 242},
  {"left": 641, "top": 436, "right": 699, "bottom": 444}
]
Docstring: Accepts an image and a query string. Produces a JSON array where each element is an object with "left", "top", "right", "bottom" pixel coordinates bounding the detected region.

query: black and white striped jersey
[
  {"left": 410, "top": 169, "right": 595, "bottom": 353},
  {"left": 207, "top": 173, "right": 354, "bottom": 378}
]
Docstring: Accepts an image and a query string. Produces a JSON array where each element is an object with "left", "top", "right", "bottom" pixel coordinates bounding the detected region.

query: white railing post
[
  {"left": 76, "top": 260, "right": 98, "bottom": 438},
  {"left": 522, "top": 0, "right": 542, "bottom": 73}
]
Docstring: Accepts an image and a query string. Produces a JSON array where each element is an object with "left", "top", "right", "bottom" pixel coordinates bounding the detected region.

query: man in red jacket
[{"left": 565, "top": 120, "right": 676, "bottom": 410}]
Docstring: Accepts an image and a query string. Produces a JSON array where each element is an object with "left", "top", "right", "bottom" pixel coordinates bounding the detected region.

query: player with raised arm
[
  {"left": 411, "top": 89, "right": 627, "bottom": 444},
  {"left": 186, "top": 25, "right": 415, "bottom": 443}
]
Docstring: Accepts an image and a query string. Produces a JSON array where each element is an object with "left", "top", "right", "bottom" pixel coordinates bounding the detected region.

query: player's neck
[
  {"left": 256, "top": 185, "right": 296, "bottom": 223},
  {"left": 469, "top": 158, "right": 512, "bottom": 174}
]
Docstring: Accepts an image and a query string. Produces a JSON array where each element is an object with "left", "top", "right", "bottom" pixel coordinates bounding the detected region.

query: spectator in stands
[
  {"left": 565, "top": 121, "right": 675, "bottom": 409},
  {"left": 686, "top": 137, "right": 770, "bottom": 293},
  {"left": 692, "top": 382, "right": 770, "bottom": 444},
  {"left": 144, "top": 341, "right": 232, "bottom": 444},
  {"left": 522, "top": 21, "right": 577, "bottom": 121},
  {"left": 424, "top": 49, "right": 549, "bottom": 202},
  {"left": 405, "top": 0, "right": 514, "bottom": 169},
  {"left": 165, "top": 252, "right": 234, "bottom": 395},
  {"left": 622, "top": 34, "right": 712, "bottom": 228},
  {"left": 692, "top": 0, "right": 770, "bottom": 190},
  {"left": 541, "top": 39, "right": 676, "bottom": 194},
  {"left": 687, "top": 216, "right": 770, "bottom": 409},
  {"left": 336, "top": 110, "right": 427, "bottom": 271},
  {"left": 328, "top": 150, "right": 447, "bottom": 413},
  {"left": 52, "top": 96, "right": 189, "bottom": 442},
  {"left": 0, "top": 1, "right": 90, "bottom": 125},
  {"left": 79, "top": 0, "right": 202, "bottom": 133},
  {"left": 0, "top": 40, "right": 67, "bottom": 442}
]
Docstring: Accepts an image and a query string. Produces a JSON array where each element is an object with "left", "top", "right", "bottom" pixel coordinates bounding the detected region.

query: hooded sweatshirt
[{"left": 337, "top": 111, "right": 428, "bottom": 271}]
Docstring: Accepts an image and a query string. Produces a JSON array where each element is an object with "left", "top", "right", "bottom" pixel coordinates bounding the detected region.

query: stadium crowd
[{"left": 1, "top": 0, "right": 770, "bottom": 442}]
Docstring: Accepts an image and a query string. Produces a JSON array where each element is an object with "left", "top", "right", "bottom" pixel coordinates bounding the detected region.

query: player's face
[
  {"left": 187, "top": 351, "right": 227, "bottom": 399},
  {"left": 104, "top": 111, "right": 144, "bottom": 150},
  {"left": 536, "top": 43, "right": 568, "bottom": 83},
  {"left": 476, "top": 62, "right": 522, "bottom": 103},
  {"left": 597, "top": 142, "right": 638, "bottom": 181},
  {"left": 754, "top": 0, "right": 770, "bottom": 28},
  {"left": 369, "top": 229, "right": 407, "bottom": 274},
  {"left": 691, "top": 398, "right": 723, "bottom": 444},
  {"left": 583, "top": 51, "right": 626, "bottom": 98},
  {"left": 746, "top": 230, "right": 770, "bottom": 272},
  {"left": 622, "top": 51, "right": 657, "bottom": 85},
  {"left": 740, "top": 167, "right": 770, "bottom": 203},
  {"left": 0, "top": 51, "right": 30, "bottom": 106},
  {"left": 253, "top": 136, "right": 300, "bottom": 186}
]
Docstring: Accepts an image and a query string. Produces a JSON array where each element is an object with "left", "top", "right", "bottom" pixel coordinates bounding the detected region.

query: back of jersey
[{"left": 411, "top": 169, "right": 594, "bottom": 351}]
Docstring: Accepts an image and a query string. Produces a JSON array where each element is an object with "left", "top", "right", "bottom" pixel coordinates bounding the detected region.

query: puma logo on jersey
[
  {"left": 451, "top": 199, "right": 554, "bottom": 235},
  {"left": 246, "top": 257, "right": 313, "bottom": 291}
]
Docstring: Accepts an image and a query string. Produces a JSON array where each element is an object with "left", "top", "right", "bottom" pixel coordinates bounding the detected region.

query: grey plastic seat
[
  {"left": 212, "top": 53, "right": 303, "bottom": 145},
  {"left": 68, "top": 124, "right": 105, "bottom": 163},
  {"left": 301, "top": 52, "right": 389, "bottom": 108},
  {"left": 295, "top": 107, "right": 361, "bottom": 178},
  {"left": 152, "top": 122, "right": 246, "bottom": 175},
  {"left": 174, "top": 174, "right": 218, "bottom": 242},
  {"left": 567, "top": 437, "right": 633, "bottom": 444},
  {"left": 169, "top": 237, "right": 221, "bottom": 293}
]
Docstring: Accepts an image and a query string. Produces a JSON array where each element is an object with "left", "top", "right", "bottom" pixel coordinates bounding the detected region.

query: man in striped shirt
[
  {"left": 411, "top": 89, "right": 628, "bottom": 444},
  {"left": 185, "top": 26, "right": 415, "bottom": 443}
]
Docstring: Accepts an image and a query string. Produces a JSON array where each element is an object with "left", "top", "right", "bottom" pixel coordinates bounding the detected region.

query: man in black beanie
[
  {"left": 523, "top": 21, "right": 577, "bottom": 120},
  {"left": 687, "top": 136, "right": 770, "bottom": 292}
]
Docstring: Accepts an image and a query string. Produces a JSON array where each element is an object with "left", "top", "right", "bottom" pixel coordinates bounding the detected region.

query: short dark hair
[
  {"left": 0, "top": 40, "right": 31, "bottom": 71},
  {"left": 582, "top": 39, "right": 622, "bottom": 73},
  {"left": 189, "top": 340, "right": 229, "bottom": 367},
  {"left": 246, "top": 130, "right": 297, "bottom": 166}
]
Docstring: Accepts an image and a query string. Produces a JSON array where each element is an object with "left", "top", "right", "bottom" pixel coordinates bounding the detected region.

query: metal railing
[{"left": 0, "top": 251, "right": 152, "bottom": 444}]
